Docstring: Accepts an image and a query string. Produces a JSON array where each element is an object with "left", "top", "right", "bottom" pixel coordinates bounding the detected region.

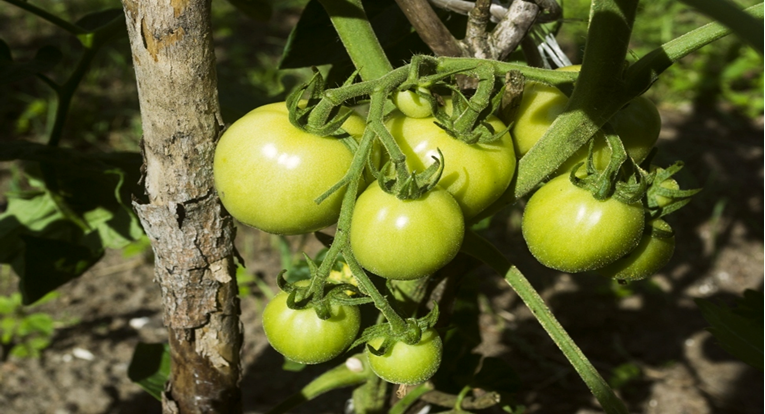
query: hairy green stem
[
  {"left": 317, "top": 0, "right": 393, "bottom": 81},
  {"left": 625, "top": 3, "right": 764, "bottom": 96},
  {"left": 679, "top": 0, "right": 763, "bottom": 53},
  {"left": 460, "top": 231, "right": 628, "bottom": 414}
]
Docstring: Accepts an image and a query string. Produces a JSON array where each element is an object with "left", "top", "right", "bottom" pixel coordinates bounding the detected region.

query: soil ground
[{"left": 0, "top": 106, "right": 762, "bottom": 414}]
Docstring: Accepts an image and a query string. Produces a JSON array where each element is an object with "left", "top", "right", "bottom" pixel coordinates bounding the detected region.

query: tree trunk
[{"left": 120, "top": 1, "right": 243, "bottom": 412}]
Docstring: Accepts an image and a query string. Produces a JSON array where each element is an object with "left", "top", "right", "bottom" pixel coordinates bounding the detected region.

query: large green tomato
[
  {"left": 350, "top": 184, "right": 464, "bottom": 280},
  {"left": 522, "top": 174, "right": 645, "bottom": 273},
  {"left": 511, "top": 68, "right": 661, "bottom": 172},
  {"left": 386, "top": 110, "right": 516, "bottom": 219},
  {"left": 262, "top": 288, "right": 361, "bottom": 365},
  {"left": 366, "top": 328, "right": 443, "bottom": 385},
  {"left": 597, "top": 218, "right": 675, "bottom": 282},
  {"left": 213, "top": 102, "right": 364, "bottom": 235}
]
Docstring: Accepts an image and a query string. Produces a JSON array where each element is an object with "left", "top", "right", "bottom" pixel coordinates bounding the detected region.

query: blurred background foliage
[{"left": 0, "top": 0, "right": 761, "bottom": 159}]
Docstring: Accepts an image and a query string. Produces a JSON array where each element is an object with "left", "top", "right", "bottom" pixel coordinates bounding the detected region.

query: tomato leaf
[
  {"left": 279, "top": 0, "right": 423, "bottom": 69},
  {"left": 0, "top": 44, "right": 62, "bottom": 85},
  {"left": 225, "top": 0, "right": 272, "bottom": 21},
  {"left": 17, "top": 233, "right": 103, "bottom": 305},
  {"left": 695, "top": 290, "right": 764, "bottom": 371},
  {"left": 128, "top": 342, "right": 171, "bottom": 401},
  {"left": 0, "top": 143, "right": 144, "bottom": 304}
]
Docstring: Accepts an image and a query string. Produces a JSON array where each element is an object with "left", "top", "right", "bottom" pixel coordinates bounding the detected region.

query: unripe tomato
[
  {"left": 213, "top": 102, "right": 364, "bottom": 235},
  {"left": 386, "top": 111, "right": 516, "bottom": 219},
  {"left": 597, "top": 218, "right": 675, "bottom": 282},
  {"left": 521, "top": 174, "right": 645, "bottom": 273},
  {"left": 262, "top": 288, "right": 361, "bottom": 365},
  {"left": 392, "top": 88, "right": 433, "bottom": 118},
  {"left": 511, "top": 67, "right": 661, "bottom": 172},
  {"left": 366, "top": 328, "right": 443, "bottom": 385},
  {"left": 350, "top": 184, "right": 464, "bottom": 280}
]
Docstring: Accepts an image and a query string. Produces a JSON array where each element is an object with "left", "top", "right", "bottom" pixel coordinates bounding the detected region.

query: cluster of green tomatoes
[{"left": 211, "top": 66, "right": 695, "bottom": 385}]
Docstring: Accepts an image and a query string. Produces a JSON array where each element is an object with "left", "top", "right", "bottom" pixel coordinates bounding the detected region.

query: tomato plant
[
  {"left": 262, "top": 287, "right": 361, "bottom": 365},
  {"left": 5, "top": 0, "right": 758, "bottom": 411},
  {"left": 511, "top": 71, "right": 661, "bottom": 173},
  {"left": 365, "top": 328, "right": 443, "bottom": 385},
  {"left": 350, "top": 183, "right": 464, "bottom": 280},
  {"left": 598, "top": 218, "right": 676, "bottom": 282},
  {"left": 521, "top": 174, "right": 646, "bottom": 273},
  {"left": 386, "top": 109, "right": 516, "bottom": 219},
  {"left": 213, "top": 101, "right": 364, "bottom": 235}
]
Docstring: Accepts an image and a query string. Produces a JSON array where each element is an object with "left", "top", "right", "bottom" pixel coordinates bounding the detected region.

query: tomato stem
[
  {"left": 317, "top": 0, "right": 393, "bottom": 81},
  {"left": 460, "top": 230, "right": 629, "bottom": 414}
]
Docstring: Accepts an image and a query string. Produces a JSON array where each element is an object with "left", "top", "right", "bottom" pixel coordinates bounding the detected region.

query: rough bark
[{"left": 121, "top": 0, "right": 243, "bottom": 412}]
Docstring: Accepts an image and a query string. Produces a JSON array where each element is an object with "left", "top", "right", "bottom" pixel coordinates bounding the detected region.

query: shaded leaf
[
  {"left": 0, "top": 44, "right": 62, "bottom": 85},
  {"left": 679, "top": 0, "right": 763, "bottom": 53},
  {"left": 226, "top": 0, "right": 272, "bottom": 21},
  {"left": 18, "top": 233, "right": 104, "bottom": 305},
  {"left": 128, "top": 342, "right": 171, "bottom": 401},
  {"left": 695, "top": 291, "right": 764, "bottom": 371},
  {"left": 279, "top": 0, "right": 418, "bottom": 69}
]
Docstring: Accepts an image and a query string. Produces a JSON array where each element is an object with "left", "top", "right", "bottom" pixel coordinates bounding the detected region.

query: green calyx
[
  {"left": 375, "top": 149, "right": 446, "bottom": 201},
  {"left": 569, "top": 129, "right": 649, "bottom": 205},
  {"left": 285, "top": 69, "right": 360, "bottom": 137},
  {"left": 276, "top": 254, "right": 371, "bottom": 320},
  {"left": 351, "top": 304, "right": 440, "bottom": 356},
  {"left": 432, "top": 63, "right": 511, "bottom": 145},
  {"left": 644, "top": 162, "right": 701, "bottom": 218}
]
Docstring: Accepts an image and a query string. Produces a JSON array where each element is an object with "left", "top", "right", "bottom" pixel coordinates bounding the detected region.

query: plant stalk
[
  {"left": 317, "top": 0, "right": 393, "bottom": 81},
  {"left": 461, "top": 230, "right": 628, "bottom": 414}
]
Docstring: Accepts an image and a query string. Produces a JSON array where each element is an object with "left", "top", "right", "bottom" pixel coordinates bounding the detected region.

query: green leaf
[
  {"left": 0, "top": 45, "right": 62, "bottom": 85},
  {"left": 18, "top": 313, "right": 54, "bottom": 337},
  {"left": 225, "top": 0, "right": 272, "bottom": 21},
  {"left": 679, "top": 0, "right": 764, "bottom": 53},
  {"left": 0, "top": 294, "right": 18, "bottom": 314},
  {"left": 695, "top": 291, "right": 764, "bottom": 371},
  {"left": 17, "top": 234, "right": 104, "bottom": 305},
  {"left": 609, "top": 362, "right": 641, "bottom": 390},
  {"left": 128, "top": 342, "right": 171, "bottom": 401},
  {"left": 279, "top": 0, "right": 419, "bottom": 69},
  {"left": 1, "top": 317, "right": 18, "bottom": 343}
]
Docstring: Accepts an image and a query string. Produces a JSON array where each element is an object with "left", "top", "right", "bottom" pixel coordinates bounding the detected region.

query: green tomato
[
  {"left": 350, "top": 184, "right": 464, "bottom": 280},
  {"left": 392, "top": 88, "right": 433, "bottom": 118},
  {"left": 522, "top": 174, "right": 645, "bottom": 273},
  {"left": 213, "top": 102, "right": 364, "bottom": 235},
  {"left": 262, "top": 288, "right": 361, "bottom": 365},
  {"left": 386, "top": 110, "right": 516, "bottom": 219},
  {"left": 597, "top": 218, "right": 675, "bottom": 282},
  {"left": 366, "top": 328, "right": 443, "bottom": 385},
  {"left": 511, "top": 67, "right": 661, "bottom": 172}
]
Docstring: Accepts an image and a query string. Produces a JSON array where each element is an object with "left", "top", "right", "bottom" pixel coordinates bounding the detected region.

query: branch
[
  {"left": 463, "top": 0, "right": 492, "bottom": 59},
  {"left": 429, "top": 0, "right": 561, "bottom": 23},
  {"left": 489, "top": 0, "right": 540, "bottom": 61},
  {"left": 394, "top": 0, "right": 465, "bottom": 56}
]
